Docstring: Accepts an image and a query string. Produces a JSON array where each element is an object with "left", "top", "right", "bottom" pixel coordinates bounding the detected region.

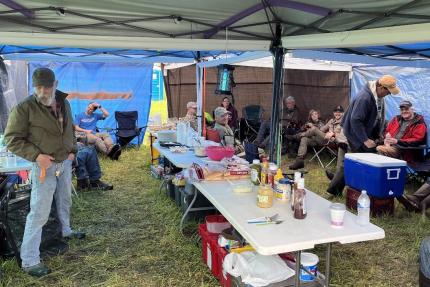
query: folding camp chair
[
  {"left": 240, "top": 105, "right": 263, "bottom": 142},
  {"left": 309, "top": 141, "right": 338, "bottom": 169},
  {"left": 244, "top": 141, "right": 259, "bottom": 164},
  {"left": 114, "top": 111, "right": 145, "bottom": 148}
]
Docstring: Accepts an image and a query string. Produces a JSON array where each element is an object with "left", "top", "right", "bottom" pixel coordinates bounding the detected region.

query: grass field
[{"left": 2, "top": 146, "right": 429, "bottom": 287}]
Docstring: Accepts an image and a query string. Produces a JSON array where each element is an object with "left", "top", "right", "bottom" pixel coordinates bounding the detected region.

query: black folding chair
[
  {"left": 114, "top": 111, "right": 145, "bottom": 148},
  {"left": 240, "top": 105, "right": 263, "bottom": 142}
]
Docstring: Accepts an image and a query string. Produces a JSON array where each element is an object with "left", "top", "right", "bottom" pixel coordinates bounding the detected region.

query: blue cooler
[{"left": 344, "top": 153, "right": 406, "bottom": 198}]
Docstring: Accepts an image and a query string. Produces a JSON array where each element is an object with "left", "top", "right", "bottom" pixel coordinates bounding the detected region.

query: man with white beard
[{"left": 4, "top": 68, "right": 85, "bottom": 277}]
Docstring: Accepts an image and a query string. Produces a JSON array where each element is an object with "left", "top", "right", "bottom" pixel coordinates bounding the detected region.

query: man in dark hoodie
[
  {"left": 4, "top": 68, "right": 85, "bottom": 277},
  {"left": 376, "top": 100, "right": 426, "bottom": 163},
  {"left": 327, "top": 75, "right": 400, "bottom": 196}
]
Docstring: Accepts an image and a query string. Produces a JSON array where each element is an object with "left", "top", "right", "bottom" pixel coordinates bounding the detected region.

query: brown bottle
[{"left": 294, "top": 178, "right": 307, "bottom": 219}]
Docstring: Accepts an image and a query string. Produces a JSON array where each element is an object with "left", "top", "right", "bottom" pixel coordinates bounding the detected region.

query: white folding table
[
  {"left": 0, "top": 157, "right": 32, "bottom": 173},
  {"left": 153, "top": 142, "right": 215, "bottom": 228},
  {"left": 193, "top": 180, "right": 385, "bottom": 287}
]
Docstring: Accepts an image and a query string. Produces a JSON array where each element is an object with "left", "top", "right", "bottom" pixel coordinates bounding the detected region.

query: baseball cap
[
  {"left": 214, "top": 107, "right": 230, "bottom": 118},
  {"left": 333, "top": 105, "right": 344, "bottom": 112},
  {"left": 32, "top": 67, "right": 55, "bottom": 87},
  {"left": 186, "top": 101, "right": 197, "bottom": 109},
  {"left": 379, "top": 75, "right": 400, "bottom": 95},
  {"left": 399, "top": 100, "right": 412, "bottom": 108}
]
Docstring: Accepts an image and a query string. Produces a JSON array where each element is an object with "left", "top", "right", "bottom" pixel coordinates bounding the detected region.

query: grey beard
[{"left": 36, "top": 91, "right": 54, "bottom": 106}]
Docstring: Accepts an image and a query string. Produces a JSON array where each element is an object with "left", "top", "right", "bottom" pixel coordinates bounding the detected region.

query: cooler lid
[{"left": 345, "top": 153, "right": 407, "bottom": 167}]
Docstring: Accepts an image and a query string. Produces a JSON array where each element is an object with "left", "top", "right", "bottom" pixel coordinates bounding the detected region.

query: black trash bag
[{"left": 1, "top": 187, "right": 68, "bottom": 261}]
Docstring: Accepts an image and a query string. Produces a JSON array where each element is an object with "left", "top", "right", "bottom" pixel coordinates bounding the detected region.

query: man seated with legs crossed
[
  {"left": 376, "top": 100, "right": 427, "bottom": 163},
  {"left": 289, "top": 106, "right": 347, "bottom": 170},
  {"left": 75, "top": 102, "right": 121, "bottom": 160},
  {"left": 76, "top": 142, "right": 113, "bottom": 191}
]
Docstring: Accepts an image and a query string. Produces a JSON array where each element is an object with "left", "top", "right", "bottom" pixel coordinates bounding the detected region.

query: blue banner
[{"left": 29, "top": 62, "right": 153, "bottom": 143}]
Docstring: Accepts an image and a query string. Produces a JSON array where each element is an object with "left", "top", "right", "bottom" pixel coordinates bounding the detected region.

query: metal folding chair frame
[{"left": 309, "top": 142, "right": 338, "bottom": 169}]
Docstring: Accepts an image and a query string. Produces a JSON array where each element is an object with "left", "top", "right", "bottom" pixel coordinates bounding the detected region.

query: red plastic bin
[
  {"left": 217, "top": 246, "right": 231, "bottom": 287},
  {"left": 198, "top": 224, "right": 220, "bottom": 278},
  {"left": 205, "top": 215, "right": 231, "bottom": 234}
]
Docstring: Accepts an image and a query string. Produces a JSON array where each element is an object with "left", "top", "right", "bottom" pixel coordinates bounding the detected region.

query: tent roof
[{"left": 0, "top": 1, "right": 430, "bottom": 62}]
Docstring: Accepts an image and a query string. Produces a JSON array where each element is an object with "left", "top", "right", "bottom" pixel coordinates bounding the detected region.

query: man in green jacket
[{"left": 4, "top": 68, "right": 84, "bottom": 277}]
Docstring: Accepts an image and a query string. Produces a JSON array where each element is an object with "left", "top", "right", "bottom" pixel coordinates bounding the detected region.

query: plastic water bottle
[{"left": 357, "top": 190, "right": 370, "bottom": 226}]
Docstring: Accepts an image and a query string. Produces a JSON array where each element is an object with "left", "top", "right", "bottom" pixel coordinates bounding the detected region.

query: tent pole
[
  {"left": 269, "top": 24, "right": 285, "bottom": 165},
  {"left": 202, "top": 67, "right": 207, "bottom": 137}
]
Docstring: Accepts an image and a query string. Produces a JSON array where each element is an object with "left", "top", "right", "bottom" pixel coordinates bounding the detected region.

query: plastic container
[
  {"left": 344, "top": 153, "right": 406, "bottom": 197},
  {"left": 205, "top": 146, "right": 235, "bottom": 161},
  {"left": 250, "top": 159, "right": 261, "bottom": 185},
  {"left": 198, "top": 224, "right": 220, "bottom": 278},
  {"left": 275, "top": 178, "right": 291, "bottom": 202},
  {"left": 206, "top": 215, "right": 231, "bottom": 234},
  {"left": 300, "top": 252, "right": 319, "bottom": 282},
  {"left": 157, "top": 130, "right": 177, "bottom": 142},
  {"left": 357, "top": 190, "right": 370, "bottom": 226},
  {"left": 257, "top": 185, "right": 273, "bottom": 208}
]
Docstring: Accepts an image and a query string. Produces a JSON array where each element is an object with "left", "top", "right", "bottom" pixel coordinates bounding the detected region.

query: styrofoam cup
[{"left": 330, "top": 203, "right": 346, "bottom": 228}]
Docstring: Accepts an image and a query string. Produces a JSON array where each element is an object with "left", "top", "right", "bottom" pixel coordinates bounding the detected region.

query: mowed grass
[{"left": 1, "top": 148, "right": 429, "bottom": 287}]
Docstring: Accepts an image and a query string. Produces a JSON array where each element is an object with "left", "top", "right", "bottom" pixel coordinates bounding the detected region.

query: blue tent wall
[
  {"left": 351, "top": 65, "right": 430, "bottom": 141},
  {"left": 29, "top": 62, "right": 153, "bottom": 142}
]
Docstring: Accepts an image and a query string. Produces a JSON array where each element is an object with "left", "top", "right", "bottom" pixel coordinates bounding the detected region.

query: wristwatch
[{"left": 99, "top": 105, "right": 102, "bottom": 109}]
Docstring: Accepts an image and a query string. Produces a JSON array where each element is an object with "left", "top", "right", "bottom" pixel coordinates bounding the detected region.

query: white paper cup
[{"left": 330, "top": 203, "right": 346, "bottom": 228}]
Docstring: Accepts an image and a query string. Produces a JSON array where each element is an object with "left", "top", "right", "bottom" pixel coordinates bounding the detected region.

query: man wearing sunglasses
[
  {"left": 327, "top": 74, "right": 400, "bottom": 196},
  {"left": 376, "top": 100, "right": 427, "bottom": 162}
]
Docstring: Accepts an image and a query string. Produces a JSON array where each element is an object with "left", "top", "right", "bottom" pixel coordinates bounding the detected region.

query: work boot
[
  {"left": 22, "top": 262, "right": 50, "bottom": 277},
  {"left": 289, "top": 158, "right": 304, "bottom": 170},
  {"left": 64, "top": 230, "right": 86, "bottom": 240},
  {"left": 77, "top": 179, "right": 90, "bottom": 191},
  {"left": 112, "top": 148, "right": 122, "bottom": 160},
  {"left": 107, "top": 144, "right": 120, "bottom": 160},
  {"left": 326, "top": 170, "right": 345, "bottom": 196},
  {"left": 397, "top": 195, "right": 420, "bottom": 212},
  {"left": 90, "top": 179, "right": 113, "bottom": 191},
  {"left": 325, "top": 170, "right": 334, "bottom": 181}
]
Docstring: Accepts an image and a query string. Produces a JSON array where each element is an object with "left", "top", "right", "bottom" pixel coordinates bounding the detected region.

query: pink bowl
[{"left": 205, "top": 146, "right": 235, "bottom": 161}]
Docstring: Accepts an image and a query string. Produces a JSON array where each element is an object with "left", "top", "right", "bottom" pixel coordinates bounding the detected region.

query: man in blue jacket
[{"left": 327, "top": 75, "right": 400, "bottom": 196}]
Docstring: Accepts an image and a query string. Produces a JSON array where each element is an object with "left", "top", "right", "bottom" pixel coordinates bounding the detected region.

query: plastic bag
[{"left": 223, "top": 251, "right": 295, "bottom": 286}]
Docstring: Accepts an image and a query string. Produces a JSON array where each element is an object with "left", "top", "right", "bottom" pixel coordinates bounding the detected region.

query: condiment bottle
[
  {"left": 274, "top": 168, "right": 283, "bottom": 187},
  {"left": 260, "top": 159, "right": 269, "bottom": 185},
  {"left": 257, "top": 185, "right": 273, "bottom": 208},
  {"left": 275, "top": 178, "right": 291, "bottom": 202},
  {"left": 293, "top": 178, "right": 307, "bottom": 219},
  {"left": 250, "top": 159, "right": 262, "bottom": 186},
  {"left": 291, "top": 172, "right": 302, "bottom": 211},
  {"left": 268, "top": 163, "right": 278, "bottom": 188}
]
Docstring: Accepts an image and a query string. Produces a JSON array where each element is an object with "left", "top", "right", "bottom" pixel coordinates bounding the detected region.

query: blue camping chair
[{"left": 114, "top": 111, "right": 145, "bottom": 148}]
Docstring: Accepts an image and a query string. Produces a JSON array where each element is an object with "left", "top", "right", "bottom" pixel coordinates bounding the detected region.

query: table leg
[
  {"left": 180, "top": 186, "right": 198, "bottom": 232},
  {"left": 295, "top": 250, "right": 301, "bottom": 287},
  {"left": 325, "top": 243, "right": 332, "bottom": 287}
]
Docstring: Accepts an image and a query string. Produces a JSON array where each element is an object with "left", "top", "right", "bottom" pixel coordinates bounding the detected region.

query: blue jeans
[
  {"left": 20, "top": 159, "right": 73, "bottom": 267},
  {"left": 76, "top": 145, "right": 101, "bottom": 181}
]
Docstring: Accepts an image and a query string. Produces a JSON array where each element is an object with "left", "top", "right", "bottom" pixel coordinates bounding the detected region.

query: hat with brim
[
  {"left": 32, "top": 68, "right": 55, "bottom": 87},
  {"left": 399, "top": 100, "right": 412, "bottom": 108},
  {"left": 379, "top": 75, "right": 400, "bottom": 95},
  {"left": 214, "top": 107, "right": 230, "bottom": 118}
]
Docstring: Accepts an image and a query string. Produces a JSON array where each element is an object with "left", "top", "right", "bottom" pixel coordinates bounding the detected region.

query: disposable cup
[{"left": 330, "top": 203, "right": 346, "bottom": 228}]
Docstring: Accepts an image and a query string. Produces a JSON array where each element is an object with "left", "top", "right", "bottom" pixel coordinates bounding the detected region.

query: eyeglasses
[{"left": 400, "top": 107, "right": 410, "bottom": 111}]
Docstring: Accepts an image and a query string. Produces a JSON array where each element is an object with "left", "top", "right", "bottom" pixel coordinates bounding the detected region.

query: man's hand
[
  {"left": 36, "top": 154, "right": 54, "bottom": 169},
  {"left": 364, "top": 139, "right": 376, "bottom": 148},
  {"left": 386, "top": 138, "right": 398, "bottom": 145},
  {"left": 324, "top": 131, "right": 334, "bottom": 140},
  {"left": 67, "top": 153, "right": 75, "bottom": 161},
  {"left": 84, "top": 129, "right": 92, "bottom": 134}
]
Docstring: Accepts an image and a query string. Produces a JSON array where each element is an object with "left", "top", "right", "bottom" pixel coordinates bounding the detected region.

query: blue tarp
[
  {"left": 351, "top": 65, "right": 430, "bottom": 142},
  {"left": 29, "top": 62, "right": 153, "bottom": 142}
]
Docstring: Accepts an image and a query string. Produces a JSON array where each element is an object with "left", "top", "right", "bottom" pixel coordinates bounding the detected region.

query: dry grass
[{"left": 1, "top": 148, "right": 429, "bottom": 287}]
